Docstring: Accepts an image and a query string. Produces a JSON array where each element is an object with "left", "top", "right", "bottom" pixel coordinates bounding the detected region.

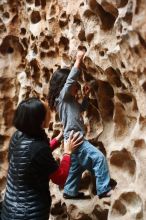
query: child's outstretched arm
[{"left": 60, "top": 50, "right": 86, "bottom": 99}]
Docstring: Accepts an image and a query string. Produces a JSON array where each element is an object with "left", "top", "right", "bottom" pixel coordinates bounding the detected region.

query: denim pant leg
[
  {"left": 64, "top": 140, "right": 111, "bottom": 196},
  {"left": 77, "top": 140, "right": 111, "bottom": 196},
  {"left": 64, "top": 151, "right": 84, "bottom": 196}
]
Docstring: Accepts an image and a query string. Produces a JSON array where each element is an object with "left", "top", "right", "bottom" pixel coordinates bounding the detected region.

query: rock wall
[{"left": 0, "top": 0, "right": 146, "bottom": 219}]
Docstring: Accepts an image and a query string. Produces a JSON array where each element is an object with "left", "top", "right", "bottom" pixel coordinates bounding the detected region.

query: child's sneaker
[
  {"left": 63, "top": 192, "right": 85, "bottom": 199},
  {"left": 98, "top": 189, "right": 113, "bottom": 199}
]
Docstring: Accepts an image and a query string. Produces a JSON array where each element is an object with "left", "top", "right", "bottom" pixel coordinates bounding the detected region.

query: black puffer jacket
[{"left": 1, "top": 130, "right": 58, "bottom": 220}]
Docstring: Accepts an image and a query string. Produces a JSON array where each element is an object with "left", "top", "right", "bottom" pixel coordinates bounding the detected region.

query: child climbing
[{"left": 48, "top": 49, "right": 113, "bottom": 199}]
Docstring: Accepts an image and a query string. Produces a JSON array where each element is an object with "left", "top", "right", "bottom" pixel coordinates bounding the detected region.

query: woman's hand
[{"left": 64, "top": 131, "right": 83, "bottom": 155}]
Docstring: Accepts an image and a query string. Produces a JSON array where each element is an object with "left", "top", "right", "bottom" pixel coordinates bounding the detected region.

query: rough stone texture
[{"left": 0, "top": 0, "right": 146, "bottom": 219}]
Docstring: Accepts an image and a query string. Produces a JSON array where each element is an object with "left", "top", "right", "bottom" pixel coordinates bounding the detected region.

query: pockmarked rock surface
[{"left": 0, "top": 0, "right": 146, "bottom": 219}]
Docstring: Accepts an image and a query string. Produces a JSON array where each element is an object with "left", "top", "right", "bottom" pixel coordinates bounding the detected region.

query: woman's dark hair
[
  {"left": 48, "top": 68, "right": 70, "bottom": 110},
  {"left": 13, "top": 97, "right": 46, "bottom": 136}
]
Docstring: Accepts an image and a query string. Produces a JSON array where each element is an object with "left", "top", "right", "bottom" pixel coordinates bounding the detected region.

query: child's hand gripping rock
[{"left": 74, "top": 50, "right": 86, "bottom": 69}]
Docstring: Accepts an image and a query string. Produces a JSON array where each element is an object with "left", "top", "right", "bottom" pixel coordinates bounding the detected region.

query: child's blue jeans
[{"left": 64, "top": 140, "right": 111, "bottom": 196}]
